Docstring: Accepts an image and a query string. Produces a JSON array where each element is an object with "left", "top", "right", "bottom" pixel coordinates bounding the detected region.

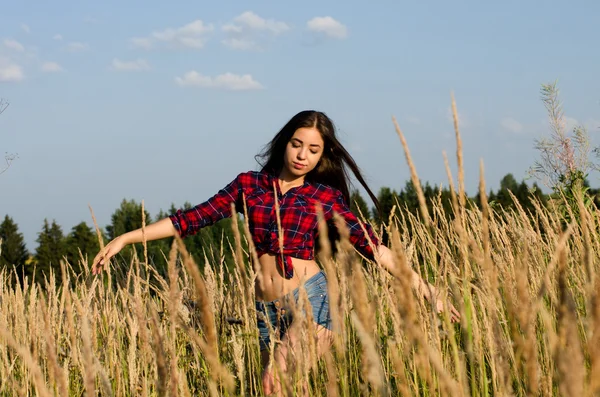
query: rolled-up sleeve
[
  {"left": 330, "top": 190, "right": 380, "bottom": 259},
  {"left": 169, "top": 174, "right": 242, "bottom": 238}
]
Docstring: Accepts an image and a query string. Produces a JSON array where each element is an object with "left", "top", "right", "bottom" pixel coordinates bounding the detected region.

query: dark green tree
[
  {"left": 437, "top": 185, "right": 455, "bottom": 218},
  {"left": 106, "top": 199, "right": 152, "bottom": 240},
  {"left": 374, "top": 187, "right": 398, "bottom": 224},
  {"left": 105, "top": 199, "right": 169, "bottom": 271},
  {"left": 153, "top": 208, "right": 173, "bottom": 260},
  {"left": 0, "top": 215, "right": 29, "bottom": 281},
  {"left": 494, "top": 174, "right": 520, "bottom": 209},
  {"left": 350, "top": 190, "right": 371, "bottom": 220},
  {"left": 485, "top": 174, "right": 548, "bottom": 215},
  {"left": 162, "top": 202, "right": 242, "bottom": 272},
  {"left": 65, "top": 222, "right": 100, "bottom": 275},
  {"left": 586, "top": 180, "right": 600, "bottom": 208},
  {"left": 397, "top": 180, "right": 420, "bottom": 215},
  {"left": 35, "top": 219, "right": 66, "bottom": 282}
]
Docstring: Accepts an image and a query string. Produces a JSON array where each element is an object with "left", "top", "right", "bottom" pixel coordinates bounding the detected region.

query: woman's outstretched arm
[
  {"left": 91, "top": 217, "right": 177, "bottom": 274},
  {"left": 91, "top": 172, "right": 247, "bottom": 275}
]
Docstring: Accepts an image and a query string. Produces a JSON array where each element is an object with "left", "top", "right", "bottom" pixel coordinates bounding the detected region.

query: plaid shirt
[{"left": 169, "top": 170, "right": 379, "bottom": 278}]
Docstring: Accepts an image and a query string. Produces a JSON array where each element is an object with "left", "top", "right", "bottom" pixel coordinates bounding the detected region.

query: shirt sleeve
[
  {"left": 169, "top": 173, "right": 243, "bottom": 238},
  {"left": 330, "top": 189, "right": 380, "bottom": 259}
]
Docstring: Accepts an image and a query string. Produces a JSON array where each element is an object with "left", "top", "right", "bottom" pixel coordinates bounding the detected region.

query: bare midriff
[{"left": 254, "top": 253, "right": 321, "bottom": 301}]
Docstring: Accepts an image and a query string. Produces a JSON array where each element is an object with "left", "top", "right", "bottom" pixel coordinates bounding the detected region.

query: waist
[
  {"left": 255, "top": 245, "right": 314, "bottom": 261},
  {"left": 256, "top": 270, "right": 327, "bottom": 308},
  {"left": 254, "top": 253, "right": 321, "bottom": 301}
]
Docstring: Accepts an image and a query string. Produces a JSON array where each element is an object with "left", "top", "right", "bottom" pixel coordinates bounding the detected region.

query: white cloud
[
  {"left": 0, "top": 61, "right": 24, "bottom": 82},
  {"left": 175, "top": 71, "right": 263, "bottom": 90},
  {"left": 307, "top": 16, "right": 348, "bottom": 39},
  {"left": 110, "top": 58, "right": 150, "bottom": 71},
  {"left": 67, "top": 42, "right": 89, "bottom": 52},
  {"left": 53, "top": 34, "right": 63, "bottom": 41},
  {"left": 501, "top": 117, "right": 524, "bottom": 133},
  {"left": 222, "top": 24, "right": 243, "bottom": 34},
  {"left": 41, "top": 62, "right": 64, "bottom": 72},
  {"left": 21, "top": 24, "right": 30, "bottom": 34},
  {"left": 226, "top": 11, "right": 289, "bottom": 35},
  {"left": 564, "top": 116, "right": 579, "bottom": 133},
  {"left": 558, "top": 116, "right": 600, "bottom": 132},
  {"left": 132, "top": 20, "right": 213, "bottom": 50},
  {"left": 4, "top": 39, "right": 25, "bottom": 52},
  {"left": 130, "top": 37, "right": 153, "bottom": 49},
  {"left": 222, "top": 11, "right": 289, "bottom": 51},
  {"left": 222, "top": 38, "right": 258, "bottom": 51}
]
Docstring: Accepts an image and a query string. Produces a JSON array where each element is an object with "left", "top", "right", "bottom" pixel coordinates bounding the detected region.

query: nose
[{"left": 297, "top": 147, "right": 307, "bottom": 160}]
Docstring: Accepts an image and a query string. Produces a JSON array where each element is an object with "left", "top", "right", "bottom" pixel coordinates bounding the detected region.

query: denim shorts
[{"left": 255, "top": 270, "right": 331, "bottom": 351}]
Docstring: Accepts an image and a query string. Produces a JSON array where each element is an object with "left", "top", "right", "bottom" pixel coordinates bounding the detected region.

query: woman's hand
[
  {"left": 92, "top": 237, "right": 126, "bottom": 275},
  {"left": 375, "top": 245, "right": 461, "bottom": 323},
  {"left": 435, "top": 298, "right": 461, "bottom": 323},
  {"left": 422, "top": 283, "right": 461, "bottom": 323}
]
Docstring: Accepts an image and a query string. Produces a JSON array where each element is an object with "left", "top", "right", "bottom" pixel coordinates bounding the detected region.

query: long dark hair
[{"left": 256, "top": 110, "right": 382, "bottom": 217}]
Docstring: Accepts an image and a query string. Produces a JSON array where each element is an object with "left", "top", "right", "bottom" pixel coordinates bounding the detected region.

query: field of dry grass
[
  {"left": 1, "top": 178, "right": 599, "bottom": 396},
  {"left": 2, "top": 101, "right": 599, "bottom": 396}
]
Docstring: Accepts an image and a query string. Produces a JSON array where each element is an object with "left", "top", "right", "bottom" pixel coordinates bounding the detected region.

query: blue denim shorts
[{"left": 255, "top": 270, "right": 331, "bottom": 351}]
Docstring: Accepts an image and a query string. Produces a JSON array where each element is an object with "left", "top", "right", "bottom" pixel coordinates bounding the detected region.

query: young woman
[{"left": 92, "top": 110, "right": 459, "bottom": 395}]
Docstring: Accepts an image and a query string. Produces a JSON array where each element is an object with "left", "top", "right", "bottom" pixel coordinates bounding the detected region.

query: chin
[
  {"left": 285, "top": 164, "right": 306, "bottom": 176},
  {"left": 291, "top": 169, "right": 308, "bottom": 178}
]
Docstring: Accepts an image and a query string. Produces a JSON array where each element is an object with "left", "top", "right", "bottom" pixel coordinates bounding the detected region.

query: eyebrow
[{"left": 291, "top": 137, "right": 322, "bottom": 148}]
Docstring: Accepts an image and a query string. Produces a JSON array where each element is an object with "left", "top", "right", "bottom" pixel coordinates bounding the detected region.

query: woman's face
[{"left": 281, "top": 127, "right": 325, "bottom": 180}]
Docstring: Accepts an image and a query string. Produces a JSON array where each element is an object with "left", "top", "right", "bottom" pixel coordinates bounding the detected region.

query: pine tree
[
  {"left": 35, "top": 219, "right": 66, "bottom": 282},
  {"left": 0, "top": 215, "right": 29, "bottom": 281},
  {"left": 164, "top": 202, "right": 212, "bottom": 266},
  {"left": 106, "top": 199, "right": 151, "bottom": 264},
  {"left": 350, "top": 190, "right": 371, "bottom": 220},
  {"left": 65, "top": 222, "right": 99, "bottom": 275},
  {"left": 152, "top": 208, "right": 173, "bottom": 262},
  {"left": 397, "top": 180, "right": 420, "bottom": 215},
  {"left": 164, "top": 202, "right": 242, "bottom": 271},
  {"left": 437, "top": 186, "right": 454, "bottom": 218},
  {"left": 495, "top": 174, "right": 519, "bottom": 209},
  {"left": 106, "top": 199, "right": 152, "bottom": 240},
  {"left": 374, "top": 187, "right": 398, "bottom": 224}
]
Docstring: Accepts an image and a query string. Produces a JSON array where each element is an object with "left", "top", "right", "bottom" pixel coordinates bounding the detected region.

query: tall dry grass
[{"left": 1, "top": 112, "right": 600, "bottom": 396}]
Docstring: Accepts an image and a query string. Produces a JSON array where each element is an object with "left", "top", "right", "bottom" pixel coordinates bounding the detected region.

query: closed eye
[{"left": 291, "top": 137, "right": 322, "bottom": 150}]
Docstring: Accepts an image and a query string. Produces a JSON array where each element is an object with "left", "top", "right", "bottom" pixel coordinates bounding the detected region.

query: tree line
[
  {"left": 2, "top": 173, "right": 600, "bottom": 286},
  {"left": 0, "top": 199, "right": 241, "bottom": 285}
]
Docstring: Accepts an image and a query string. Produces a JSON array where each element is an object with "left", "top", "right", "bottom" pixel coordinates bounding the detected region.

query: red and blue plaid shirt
[{"left": 169, "top": 170, "right": 379, "bottom": 278}]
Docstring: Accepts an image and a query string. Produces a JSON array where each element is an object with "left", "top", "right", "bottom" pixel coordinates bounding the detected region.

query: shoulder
[
  {"left": 233, "top": 170, "right": 272, "bottom": 190},
  {"left": 234, "top": 170, "right": 266, "bottom": 184}
]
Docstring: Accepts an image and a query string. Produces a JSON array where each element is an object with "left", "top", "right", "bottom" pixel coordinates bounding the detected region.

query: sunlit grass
[
  {"left": 2, "top": 98, "right": 599, "bottom": 395},
  {"left": 1, "top": 185, "right": 599, "bottom": 396}
]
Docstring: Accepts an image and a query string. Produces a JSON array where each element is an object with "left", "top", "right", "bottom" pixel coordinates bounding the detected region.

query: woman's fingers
[
  {"left": 445, "top": 303, "right": 461, "bottom": 323},
  {"left": 436, "top": 299, "right": 461, "bottom": 323},
  {"left": 91, "top": 238, "right": 126, "bottom": 275},
  {"left": 450, "top": 305, "right": 461, "bottom": 323},
  {"left": 92, "top": 245, "right": 112, "bottom": 275},
  {"left": 92, "top": 254, "right": 104, "bottom": 275}
]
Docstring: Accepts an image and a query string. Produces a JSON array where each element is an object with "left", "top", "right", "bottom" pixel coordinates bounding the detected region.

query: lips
[{"left": 293, "top": 162, "right": 306, "bottom": 169}]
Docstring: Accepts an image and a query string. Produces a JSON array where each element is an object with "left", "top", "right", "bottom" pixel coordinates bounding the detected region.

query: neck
[{"left": 278, "top": 170, "right": 304, "bottom": 186}]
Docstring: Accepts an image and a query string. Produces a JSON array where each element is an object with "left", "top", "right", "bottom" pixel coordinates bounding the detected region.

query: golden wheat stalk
[{"left": 392, "top": 116, "right": 431, "bottom": 228}]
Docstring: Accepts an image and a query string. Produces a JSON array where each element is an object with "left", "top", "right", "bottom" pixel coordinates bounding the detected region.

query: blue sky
[{"left": 2, "top": 1, "right": 599, "bottom": 249}]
